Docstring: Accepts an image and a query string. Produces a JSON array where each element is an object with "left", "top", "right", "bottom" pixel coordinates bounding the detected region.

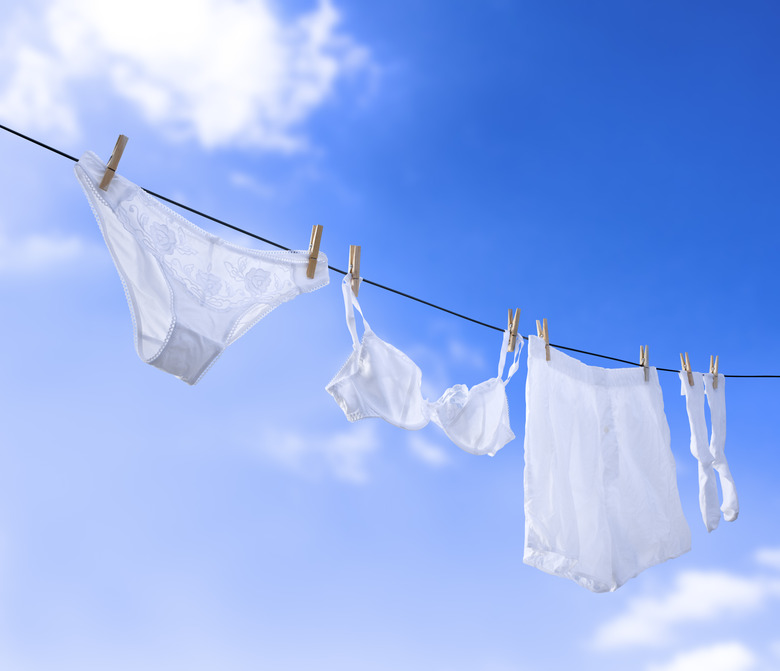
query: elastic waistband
[{"left": 528, "top": 335, "right": 657, "bottom": 388}]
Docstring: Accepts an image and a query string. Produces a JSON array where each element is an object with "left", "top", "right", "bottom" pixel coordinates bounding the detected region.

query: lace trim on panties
[
  {"left": 133, "top": 189, "right": 330, "bottom": 325},
  {"left": 128, "top": 189, "right": 320, "bottom": 312}
]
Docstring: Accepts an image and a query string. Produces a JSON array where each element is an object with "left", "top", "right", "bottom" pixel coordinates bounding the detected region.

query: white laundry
[
  {"left": 680, "top": 371, "right": 738, "bottom": 529},
  {"left": 704, "top": 373, "right": 739, "bottom": 522},
  {"left": 523, "top": 335, "right": 691, "bottom": 593},
  {"left": 75, "top": 151, "right": 329, "bottom": 384},
  {"left": 326, "top": 274, "right": 521, "bottom": 456}
]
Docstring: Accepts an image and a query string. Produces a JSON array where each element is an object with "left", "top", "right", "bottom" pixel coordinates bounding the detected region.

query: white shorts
[{"left": 523, "top": 336, "right": 691, "bottom": 592}]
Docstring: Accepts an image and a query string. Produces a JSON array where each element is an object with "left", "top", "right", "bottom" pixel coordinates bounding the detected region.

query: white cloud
[
  {"left": 407, "top": 434, "right": 450, "bottom": 467},
  {"left": 229, "top": 171, "right": 276, "bottom": 199},
  {"left": 0, "top": 45, "right": 80, "bottom": 140},
  {"left": 0, "top": 0, "right": 373, "bottom": 150},
  {"left": 593, "top": 570, "right": 780, "bottom": 650},
  {"left": 755, "top": 547, "right": 780, "bottom": 572},
  {"left": 0, "top": 229, "right": 88, "bottom": 274},
  {"left": 414, "top": 335, "right": 498, "bottom": 401},
  {"left": 258, "top": 423, "right": 379, "bottom": 484},
  {"left": 447, "top": 337, "right": 487, "bottom": 370},
  {"left": 646, "top": 642, "right": 757, "bottom": 671}
]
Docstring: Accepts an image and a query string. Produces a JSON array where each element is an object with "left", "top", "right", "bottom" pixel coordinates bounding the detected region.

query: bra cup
[
  {"left": 347, "top": 330, "right": 430, "bottom": 430},
  {"left": 431, "top": 378, "right": 515, "bottom": 456},
  {"left": 360, "top": 331, "right": 430, "bottom": 429},
  {"left": 326, "top": 350, "right": 367, "bottom": 422}
]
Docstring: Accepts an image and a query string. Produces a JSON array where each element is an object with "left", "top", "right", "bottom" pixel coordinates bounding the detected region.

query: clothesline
[
  {"left": 2, "top": 122, "right": 777, "bottom": 379},
  {"left": 73, "top": 141, "right": 738, "bottom": 594}
]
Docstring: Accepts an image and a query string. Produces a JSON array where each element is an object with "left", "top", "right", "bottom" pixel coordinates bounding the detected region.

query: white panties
[
  {"left": 523, "top": 336, "right": 691, "bottom": 592},
  {"left": 75, "top": 151, "right": 329, "bottom": 384}
]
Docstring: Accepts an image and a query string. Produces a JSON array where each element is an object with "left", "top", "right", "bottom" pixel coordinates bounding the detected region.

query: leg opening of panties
[
  {"left": 75, "top": 151, "right": 329, "bottom": 384},
  {"left": 149, "top": 326, "right": 222, "bottom": 385}
]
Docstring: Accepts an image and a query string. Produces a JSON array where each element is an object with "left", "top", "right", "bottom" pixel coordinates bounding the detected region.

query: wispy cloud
[
  {"left": 228, "top": 171, "right": 276, "bottom": 199},
  {"left": 0, "top": 0, "right": 373, "bottom": 151},
  {"left": 755, "top": 547, "right": 780, "bottom": 572},
  {"left": 0, "top": 228, "right": 89, "bottom": 274},
  {"left": 593, "top": 570, "right": 780, "bottom": 650},
  {"left": 447, "top": 337, "right": 488, "bottom": 370},
  {"left": 258, "top": 423, "right": 379, "bottom": 484},
  {"left": 646, "top": 642, "right": 758, "bottom": 671},
  {"left": 407, "top": 434, "right": 450, "bottom": 467},
  {"left": 414, "top": 335, "right": 497, "bottom": 401},
  {"left": 0, "top": 44, "right": 80, "bottom": 140}
]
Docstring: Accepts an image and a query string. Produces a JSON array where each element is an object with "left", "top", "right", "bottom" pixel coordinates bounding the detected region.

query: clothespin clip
[
  {"left": 99, "top": 134, "right": 129, "bottom": 191},
  {"left": 640, "top": 345, "right": 649, "bottom": 382},
  {"left": 507, "top": 309, "right": 521, "bottom": 352},
  {"left": 536, "top": 318, "right": 550, "bottom": 361},
  {"left": 348, "top": 245, "right": 361, "bottom": 296},
  {"left": 710, "top": 354, "right": 719, "bottom": 389},
  {"left": 306, "top": 225, "right": 323, "bottom": 279},
  {"left": 679, "top": 352, "right": 694, "bottom": 387}
]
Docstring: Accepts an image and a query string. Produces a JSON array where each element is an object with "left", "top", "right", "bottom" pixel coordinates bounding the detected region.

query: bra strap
[
  {"left": 341, "top": 273, "right": 370, "bottom": 349},
  {"left": 497, "top": 327, "right": 523, "bottom": 385}
]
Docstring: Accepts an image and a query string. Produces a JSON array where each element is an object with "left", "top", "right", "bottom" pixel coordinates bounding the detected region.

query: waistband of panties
[{"left": 528, "top": 335, "right": 658, "bottom": 388}]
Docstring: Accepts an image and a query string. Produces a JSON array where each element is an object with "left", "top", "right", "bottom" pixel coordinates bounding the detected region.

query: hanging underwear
[
  {"left": 679, "top": 371, "right": 738, "bottom": 531},
  {"left": 326, "top": 274, "right": 521, "bottom": 456},
  {"left": 75, "top": 151, "right": 329, "bottom": 385},
  {"left": 523, "top": 335, "right": 691, "bottom": 592}
]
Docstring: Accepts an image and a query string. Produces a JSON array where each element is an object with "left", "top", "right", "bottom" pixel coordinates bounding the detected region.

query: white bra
[{"left": 326, "top": 275, "right": 522, "bottom": 456}]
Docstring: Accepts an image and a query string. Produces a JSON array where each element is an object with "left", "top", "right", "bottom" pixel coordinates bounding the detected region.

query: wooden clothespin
[
  {"left": 99, "top": 134, "right": 129, "bottom": 191},
  {"left": 348, "top": 245, "right": 361, "bottom": 297},
  {"left": 306, "top": 225, "right": 323, "bottom": 279},
  {"left": 640, "top": 345, "right": 649, "bottom": 382},
  {"left": 536, "top": 318, "right": 550, "bottom": 361},
  {"left": 507, "top": 309, "right": 521, "bottom": 352},
  {"left": 710, "top": 354, "right": 720, "bottom": 389},
  {"left": 679, "top": 351, "right": 694, "bottom": 387}
]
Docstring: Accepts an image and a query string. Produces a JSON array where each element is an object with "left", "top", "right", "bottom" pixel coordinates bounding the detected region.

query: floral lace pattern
[{"left": 115, "top": 195, "right": 300, "bottom": 311}]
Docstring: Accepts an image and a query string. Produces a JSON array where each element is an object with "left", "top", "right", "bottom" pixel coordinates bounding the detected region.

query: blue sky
[{"left": 1, "top": 1, "right": 779, "bottom": 669}]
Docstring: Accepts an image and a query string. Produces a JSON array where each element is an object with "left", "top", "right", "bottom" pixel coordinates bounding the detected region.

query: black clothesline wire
[{"left": 2, "top": 122, "right": 777, "bottom": 379}]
